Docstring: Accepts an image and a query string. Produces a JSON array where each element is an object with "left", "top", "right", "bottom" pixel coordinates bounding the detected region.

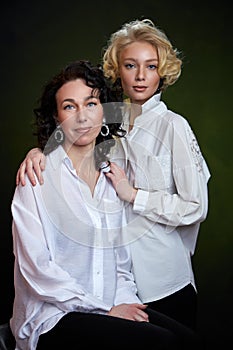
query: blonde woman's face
[
  {"left": 56, "top": 79, "right": 103, "bottom": 149},
  {"left": 119, "top": 41, "right": 160, "bottom": 105}
]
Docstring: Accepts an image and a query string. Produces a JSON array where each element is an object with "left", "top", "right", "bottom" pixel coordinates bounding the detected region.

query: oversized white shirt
[
  {"left": 111, "top": 94, "right": 211, "bottom": 303},
  {"left": 10, "top": 145, "right": 140, "bottom": 350}
]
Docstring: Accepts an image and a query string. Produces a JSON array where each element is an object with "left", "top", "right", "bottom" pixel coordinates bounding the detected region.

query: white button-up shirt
[
  {"left": 111, "top": 94, "right": 211, "bottom": 303},
  {"left": 10, "top": 145, "right": 140, "bottom": 350}
]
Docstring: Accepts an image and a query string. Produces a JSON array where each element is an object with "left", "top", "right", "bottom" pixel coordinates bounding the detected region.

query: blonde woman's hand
[
  {"left": 105, "top": 162, "right": 137, "bottom": 203},
  {"left": 16, "top": 148, "right": 45, "bottom": 186}
]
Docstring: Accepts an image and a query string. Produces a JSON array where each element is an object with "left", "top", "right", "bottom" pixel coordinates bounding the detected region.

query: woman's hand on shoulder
[
  {"left": 16, "top": 148, "right": 45, "bottom": 186},
  {"left": 107, "top": 303, "right": 149, "bottom": 322}
]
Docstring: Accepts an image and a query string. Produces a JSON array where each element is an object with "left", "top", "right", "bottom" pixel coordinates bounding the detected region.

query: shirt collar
[
  {"left": 122, "top": 94, "right": 163, "bottom": 132},
  {"left": 47, "top": 145, "right": 106, "bottom": 177},
  {"left": 142, "top": 93, "right": 161, "bottom": 113},
  {"left": 48, "top": 145, "right": 71, "bottom": 170}
]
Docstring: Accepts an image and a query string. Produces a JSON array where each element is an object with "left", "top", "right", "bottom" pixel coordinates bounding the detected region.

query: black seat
[{"left": 0, "top": 323, "right": 15, "bottom": 350}]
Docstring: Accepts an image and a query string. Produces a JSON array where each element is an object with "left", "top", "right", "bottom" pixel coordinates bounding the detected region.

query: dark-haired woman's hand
[{"left": 108, "top": 303, "right": 149, "bottom": 322}]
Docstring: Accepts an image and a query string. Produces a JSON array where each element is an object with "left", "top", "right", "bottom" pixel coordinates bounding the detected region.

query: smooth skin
[{"left": 119, "top": 41, "right": 160, "bottom": 106}]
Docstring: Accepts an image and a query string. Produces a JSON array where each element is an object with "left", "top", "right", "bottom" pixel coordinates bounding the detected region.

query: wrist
[{"left": 129, "top": 188, "right": 137, "bottom": 203}]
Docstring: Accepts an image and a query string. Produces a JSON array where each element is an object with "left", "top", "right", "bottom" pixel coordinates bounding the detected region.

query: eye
[
  {"left": 125, "top": 63, "right": 135, "bottom": 69},
  {"left": 148, "top": 64, "right": 158, "bottom": 70},
  {"left": 87, "top": 102, "right": 97, "bottom": 108},
  {"left": 64, "top": 104, "right": 76, "bottom": 110}
]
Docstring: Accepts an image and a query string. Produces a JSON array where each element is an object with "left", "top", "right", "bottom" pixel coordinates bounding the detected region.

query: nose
[
  {"left": 76, "top": 108, "right": 87, "bottom": 123},
  {"left": 135, "top": 66, "right": 145, "bottom": 81}
]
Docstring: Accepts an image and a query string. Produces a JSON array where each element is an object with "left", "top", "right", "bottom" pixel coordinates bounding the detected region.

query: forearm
[{"left": 133, "top": 185, "right": 208, "bottom": 227}]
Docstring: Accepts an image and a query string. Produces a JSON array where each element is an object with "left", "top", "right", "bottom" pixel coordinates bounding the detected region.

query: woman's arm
[
  {"left": 108, "top": 245, "right": 149, "bottom": 322},
  {"left": 106, "top": 143, "right": 210, "bottom": 230},
  {"left": 12, "top": 180, "right": 111, "bottom": 314},
  {"left": 130, "top": 119, "right": 211, "bottom": 228}
]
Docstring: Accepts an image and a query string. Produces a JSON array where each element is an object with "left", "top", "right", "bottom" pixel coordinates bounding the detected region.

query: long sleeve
[
  {"left": 132, "top": 113, "right": 210, "bottom": 230},
  {"left": 114, "top": 245, "right": 141, "bottom": 305},
  {"left": 12, "top": 180, "right": 111, "bottom": 314}
]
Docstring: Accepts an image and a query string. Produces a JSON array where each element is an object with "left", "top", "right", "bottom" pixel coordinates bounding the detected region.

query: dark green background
[{"left": 1, "top": 0, "right": 232, "bottom": 348}]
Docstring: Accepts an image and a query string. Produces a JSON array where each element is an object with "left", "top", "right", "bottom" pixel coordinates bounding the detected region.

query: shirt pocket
[{"left": 134, "top": 154, "right": 172, "bottom": 191}]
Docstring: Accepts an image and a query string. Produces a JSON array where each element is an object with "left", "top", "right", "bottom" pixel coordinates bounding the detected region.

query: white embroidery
[{"left": 188, "top": 126, "right": 203, "bottom": 172}]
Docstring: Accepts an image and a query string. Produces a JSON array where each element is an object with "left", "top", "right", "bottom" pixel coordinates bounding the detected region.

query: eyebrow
[
  {"left": 62, "top": 95, "right": 98, "bottom": 103},
  {"left": 123, "top": 58, "right": 158, "bottom": 62}
]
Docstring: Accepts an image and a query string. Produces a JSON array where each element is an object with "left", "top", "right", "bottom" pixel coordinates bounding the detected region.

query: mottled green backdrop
[{"left": 1, "top": 0, "right": 232, "bottom": 348}]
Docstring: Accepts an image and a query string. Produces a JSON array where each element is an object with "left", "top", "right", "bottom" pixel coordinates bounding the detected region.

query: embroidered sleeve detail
[{"left": 187, "top": 126, "right": 204, "bottom": 172}]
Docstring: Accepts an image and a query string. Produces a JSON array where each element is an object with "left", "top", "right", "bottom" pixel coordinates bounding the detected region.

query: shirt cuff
[
  {"left": 114, "top": 292, "right": 142, "bottom": 306},
  {"left": 133, "top": 189, "right": 149, "bottom": 212}
]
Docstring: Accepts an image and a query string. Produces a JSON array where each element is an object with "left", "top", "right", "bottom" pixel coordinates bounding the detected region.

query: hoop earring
[
  {"left": 54, "top": 125, "right": 64, "bottom": 143},
  {"left": 101, "top": 123, "right": 109, "bottom": 137}
]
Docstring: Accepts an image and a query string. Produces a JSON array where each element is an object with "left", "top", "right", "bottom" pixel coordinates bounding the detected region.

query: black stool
[{"left": 0, "top": 323, "right": 15, "bottom": 350}]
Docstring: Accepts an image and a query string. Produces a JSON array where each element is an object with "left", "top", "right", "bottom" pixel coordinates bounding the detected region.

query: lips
[
  {"left": 75, "top": 127, "right": 91, "bottom": 134},
  {"left": 133, "top": 86, "right": 147, "bottom": 92}
]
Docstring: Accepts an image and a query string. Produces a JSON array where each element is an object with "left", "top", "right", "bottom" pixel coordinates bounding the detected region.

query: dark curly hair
[{"left": 33, "top": 60, "right": 126, "bottom": 169}]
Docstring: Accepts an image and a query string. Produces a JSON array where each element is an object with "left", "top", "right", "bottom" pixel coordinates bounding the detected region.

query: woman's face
[
  {"left": 56, "top": 79, "right": 103, "bottom": 150},
  {"left": 119, "top": 41, "right": 160, "bottom": 105}
]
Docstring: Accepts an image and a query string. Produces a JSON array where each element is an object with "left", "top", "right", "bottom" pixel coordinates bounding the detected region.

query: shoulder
[
  {"left": 162, "top": 109, "right": 196, "bottom": 139},
  {"left": 165, "top": 109, "right": 189, "bottom": 127},
  {"left": 12, "top": 175, "right": 40, "bottom": 209}
]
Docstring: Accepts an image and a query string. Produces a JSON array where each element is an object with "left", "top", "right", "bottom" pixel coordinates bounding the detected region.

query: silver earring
[
  {"left": 54, "top": 125, "right": 64, "bottom": 143},
  {"left": 101, "top": 123, "right": 109, "bottom": 137}
]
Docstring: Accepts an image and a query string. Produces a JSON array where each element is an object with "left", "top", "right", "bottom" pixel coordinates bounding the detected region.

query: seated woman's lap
[{"left": 37, "top": 311, "right": 180, "bottom": 348}]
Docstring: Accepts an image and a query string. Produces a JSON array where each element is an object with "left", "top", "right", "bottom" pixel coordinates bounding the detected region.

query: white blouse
[
  {"left": 112, "top": 94, "right": 211, "bottom": 303},
  {"left": 10, "top": 145, "right": 140, "bottom": 350}
]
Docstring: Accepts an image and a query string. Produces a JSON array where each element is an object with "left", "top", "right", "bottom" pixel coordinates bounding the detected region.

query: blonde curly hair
[{"left": 102, "top": 19, "right": 182, "bottom": 91}]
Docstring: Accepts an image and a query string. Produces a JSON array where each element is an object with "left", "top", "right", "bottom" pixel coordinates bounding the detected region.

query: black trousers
[
  {"left": 147, "top": 283, "right": 198, "bottom": 330},
  {"left": 37, "top": 307, "right": 201, "bottom": 349}
]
